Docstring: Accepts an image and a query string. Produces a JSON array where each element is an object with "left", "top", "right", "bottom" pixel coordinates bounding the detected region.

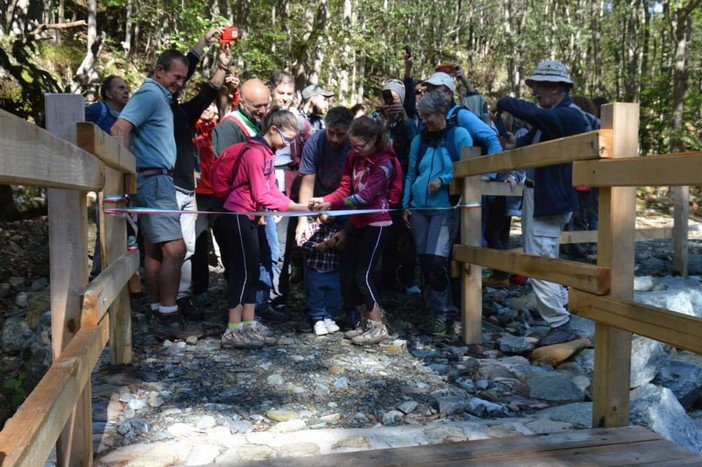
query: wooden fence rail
[
  {"left": 454, "top": 102, "right": 702, "bottom": 429},
  {"left": 0, "top": 96, "right": 137, "bottom": 466}
]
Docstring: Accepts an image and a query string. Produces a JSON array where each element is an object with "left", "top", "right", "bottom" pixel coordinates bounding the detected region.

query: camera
[
  {"left": 220, "top": 27, "right": 239, "bottom": 45},
  {"left": 381, "top": 89, "right": 394, "bottom": 106}
]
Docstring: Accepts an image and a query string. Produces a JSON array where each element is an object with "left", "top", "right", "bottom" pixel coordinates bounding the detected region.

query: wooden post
[
  {"left": 591, "top": 103, "right": 637, "bottom": 428},
  {"left": 460, "top": 147, "right": 483, "bottom": 344},
  {"left": 103, "top": 166, "right": 132, "bottom": 364},
  {"left": 673, "top": 186, "right": 689, "bottom": 277},
  {"left": 45, "top": 94, "right": 93, "bottom": 465}
]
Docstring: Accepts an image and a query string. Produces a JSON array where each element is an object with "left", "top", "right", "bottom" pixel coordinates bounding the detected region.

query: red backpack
[{"left": 211, "top": 142, "right": 264, "bottom": 201}]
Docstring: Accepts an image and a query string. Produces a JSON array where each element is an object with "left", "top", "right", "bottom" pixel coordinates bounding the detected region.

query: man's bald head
[{"left": 240, "top": 79, "right": 271, "bottom": 122}]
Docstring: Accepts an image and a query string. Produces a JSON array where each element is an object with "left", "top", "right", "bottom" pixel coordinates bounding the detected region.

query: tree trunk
[
  {"left": 339, "top": 0, "right": 353, "bottom": 105},
  {"left": 70, "top": 0, "right": 98, "bottom": 93},
  {"left": 124, "top": 0, "right": 133, "bottom": 56}
]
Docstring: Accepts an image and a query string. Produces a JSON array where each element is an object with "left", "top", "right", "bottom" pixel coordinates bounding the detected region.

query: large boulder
[
  {"left": 630, "top": 384, "right": 702, "bottom": 454},
  {"left": 653, "top": 354, "right": 702, "bottom": 409}
]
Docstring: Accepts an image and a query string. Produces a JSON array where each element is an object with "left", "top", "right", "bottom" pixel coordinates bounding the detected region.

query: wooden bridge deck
[{"left": 245, "top": 426, "right": 700, "bottom": 466}]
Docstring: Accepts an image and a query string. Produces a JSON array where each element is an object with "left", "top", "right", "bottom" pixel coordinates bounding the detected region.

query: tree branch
[{"left": 30, "top": 20, "right": 87, "bottom": 36}]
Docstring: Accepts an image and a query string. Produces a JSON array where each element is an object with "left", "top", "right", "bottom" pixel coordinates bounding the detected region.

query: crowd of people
[{"left": 87, "top": 28, "right": 607, "bottom": 350}]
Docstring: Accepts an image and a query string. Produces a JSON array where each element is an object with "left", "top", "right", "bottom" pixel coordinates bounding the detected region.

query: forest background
[{"left": 0, "top": 0, "right": 700, "bottom": 215}]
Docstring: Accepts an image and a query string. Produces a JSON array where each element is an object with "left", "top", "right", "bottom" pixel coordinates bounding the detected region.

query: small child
[{"left": 299, "top": 214, "right": 344, "bottom": 336}]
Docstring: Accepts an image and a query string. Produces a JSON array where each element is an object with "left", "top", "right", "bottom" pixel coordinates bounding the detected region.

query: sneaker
[
  {"left": 177, "top": 297, "right": 204, "bottom": 321},
  {"left": 314, "top": 320, "right": 329, "bottom": 336},
  {"left": 425, "top": 316, "right": 447, "bottom": 337},
  {"left": 251, "top": 320, "right": 274, "bottom": 337},
  {"left": 351, "top": 320, "right": 388, "bottom": 346},
  {"left": 245, "top": 325, "right": 277, "bottom": 346},
  {"left": 405, "top": 284, "right": 421, "bottom": 295},
  {"left": 323, "top": 318, "right": 340, "bottom": 334},
  {"left": 152, "top": 311, "right": 204, "bottom": 340},
  {"left": 483, "top": 275, "right": 510, "bottom": 288},
  {"left": 257, "top": 304, "right": 290, "bottom": 322},
  {"left": 344, "top": 319, "right": 368, "bottom": 339},
  {"left": 538, "top": 322, "right": 576, "bottom": 346},
  {"left": 221, "top": 328, "right": 263, "bottom": 349}
]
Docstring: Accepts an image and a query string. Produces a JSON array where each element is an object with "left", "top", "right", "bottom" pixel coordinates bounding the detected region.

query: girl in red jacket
[
  {"left": 310, "top": 117, "right": 397, "bottom": 345},
  {"left": 220, "top": 108, "right": 308, "bottom": 349}
]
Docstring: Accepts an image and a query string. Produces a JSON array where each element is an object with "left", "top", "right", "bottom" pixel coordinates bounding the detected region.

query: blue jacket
[
  {"left": 496, "top": 95, "right": 585, "bottom": 217},
  {"left": 403, "top": 127, "right": 472, "bottom": 209}
]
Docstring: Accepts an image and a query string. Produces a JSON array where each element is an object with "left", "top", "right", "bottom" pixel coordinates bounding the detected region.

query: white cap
[{"left": 422, "top": 72, "right": 455, "bottom": 93}]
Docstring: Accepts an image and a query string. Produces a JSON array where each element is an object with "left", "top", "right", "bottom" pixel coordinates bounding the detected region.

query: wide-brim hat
[{"left": 525, "top": 60, "right": 573, "bottom": 87}]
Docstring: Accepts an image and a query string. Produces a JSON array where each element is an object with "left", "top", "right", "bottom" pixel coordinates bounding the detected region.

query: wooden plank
[
  {"left": 76, "top": 122, "right": 136, "bottom": 174},
  {"left": 244, "top": 426, "right": 696, "bottom": 467},
  {"left": 570, "top": 290, "right": 702, "bottom": 354},
  {"left": 454, "top": 131, "right": 603, "bottom": 178},
  {"left": 572, "top": 152, "right": 702, "bottom": 187},
  {"left": 591, "top": 102, "right": 637, "bottom": 429},
  {"left": 460, "top": 147, "right": 483, "bottom": 344},
  {"left": 673, "top": 185, "right": 689, "bottom": 277},
  {"left": 0, "top": 320, "right": 109, "bottom": 467},
  {"left": 102, "top": 165, "right": 133, "bottom": 364},
  {"left": 453, "top": 245, "right": 610, "bottom": 295},
  {"left": 81, "top": 251, "right": 139, "bottom": 326},
  {"left": 0, "top": 108, "right": 103, "bottom": 191},
  {"left": 44, "top": 93, "right": 94, "bottom": 467}
]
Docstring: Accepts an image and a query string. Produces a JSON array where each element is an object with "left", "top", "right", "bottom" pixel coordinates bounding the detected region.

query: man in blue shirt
[
  {"left": 497, "top": 60, "right": 585, "bottom": 346},
  {"left": 112, "top": 49, "right": 202, "bottom": 340}
]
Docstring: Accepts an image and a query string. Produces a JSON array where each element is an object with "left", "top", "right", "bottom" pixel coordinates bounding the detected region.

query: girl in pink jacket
[
  {"left": 310, "top": 117, "right": 399, "bottom": 346},
  {"left": 220, "top": 108, "right": 307, "bottom": 349}
]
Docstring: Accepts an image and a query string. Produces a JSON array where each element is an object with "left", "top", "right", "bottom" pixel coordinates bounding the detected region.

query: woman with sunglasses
[
  {"left": 220, "top": 107, "right": 308, "bottom": 349},
  {"left": 309, "top": 117, "right": 399, "bottom": 345}
]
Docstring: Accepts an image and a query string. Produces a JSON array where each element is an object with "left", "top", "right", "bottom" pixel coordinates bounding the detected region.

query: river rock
[{"left": 1, "top": 317, "right": 33, "bottom": 355}]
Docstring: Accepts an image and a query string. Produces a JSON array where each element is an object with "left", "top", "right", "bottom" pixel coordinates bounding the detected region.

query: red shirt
[{"left": 194, "top": 119, "right": 217, "bottom": 195}]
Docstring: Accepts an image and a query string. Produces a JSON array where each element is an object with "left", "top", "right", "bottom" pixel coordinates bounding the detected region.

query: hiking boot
[
  {"left": 351, "top": 320, "right": 388, "bottom": 346},
  {"left": 250, "top": 320, "right": 274, "bottom": 337},
  {"left": 257, "top": 304, "right": 290, "bottom": 322},
  {"left": 244, "top": 325, "right": 277, "bottom": 346},
  {"left": 314, "top": 320, "right": 329, "bottom": 336},
  {"left": 177, "top": 296, "right": 204, "bottom": 321},
  {"left": 294, "top": 318, "right": 313, "bottom": 333},
  {"left": 483, "top": 275, "right": 510, "bottom": 288},
  {"left": 425, "top": 316, "right": 447, "bottom": 337},
  {"left": 221, "top": 328, "right": 263, "bottom": 349},
  {"left": 152, "top": 311, "right": 204, "bottom": 340},
  {"left": 323, "top": 318, "right": 340, "bottom": 334},
  {"left": 344, "top": 319, "right": 368, "bottom": 339},
  {"left": 539, "top": 322, "right": 576, "bottom": 346}
]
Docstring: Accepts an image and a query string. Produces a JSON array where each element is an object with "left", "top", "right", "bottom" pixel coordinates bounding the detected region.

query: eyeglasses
[
  {"left": 277, "top": 128, "right": 296, "bottom": 144},
  {"left": 351, "top": 140, "right": 370, "bottom": 151}
]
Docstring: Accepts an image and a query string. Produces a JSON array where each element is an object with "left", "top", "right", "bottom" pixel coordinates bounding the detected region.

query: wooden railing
[
  {"left": 454, "top": 102, "right": 702, "bottom": 428},
  {"left": 0, "top": 95, "right": 138, "bottom": 466}
]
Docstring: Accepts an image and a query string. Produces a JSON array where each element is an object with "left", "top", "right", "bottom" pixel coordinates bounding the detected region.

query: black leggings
[
  {"left": 220, "top": 214, "right": 260, "bottom": 308},
  {"left": 341, "top": 225, "right": 389, "bottom": 311}
]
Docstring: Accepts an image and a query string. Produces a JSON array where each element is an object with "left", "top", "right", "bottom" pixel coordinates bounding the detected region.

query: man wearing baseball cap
[
  {"left": 422, "top": 71, "right": 502, "bottom": 156},
  {"left": 300, "top": 84, "right": 334, "bottom": 133},
  {"left": 496, "top": 60, "right": 587, "bottom": 346}
]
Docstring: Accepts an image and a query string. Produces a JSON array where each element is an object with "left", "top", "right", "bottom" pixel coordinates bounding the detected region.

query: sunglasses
[{"left": 277, "top": 128, "right": 296, "bottom": 144}]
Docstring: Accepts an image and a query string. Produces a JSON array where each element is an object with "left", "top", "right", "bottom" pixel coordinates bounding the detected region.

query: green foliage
[{"left": 3, "top": 372, "right": 26, "bottom": 406}]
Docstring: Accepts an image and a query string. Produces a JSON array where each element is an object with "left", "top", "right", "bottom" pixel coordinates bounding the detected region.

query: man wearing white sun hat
[{"left": 496, "top": 60, "right": 588, "bottom": 347}]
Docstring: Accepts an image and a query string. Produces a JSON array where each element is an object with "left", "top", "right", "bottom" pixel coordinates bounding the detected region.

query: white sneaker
[
  {"left": 324, "top": 318, "right": 340, "bottom": 334},
  {"left": 313, "top": 320, "right": 329, "bottom": 336}
]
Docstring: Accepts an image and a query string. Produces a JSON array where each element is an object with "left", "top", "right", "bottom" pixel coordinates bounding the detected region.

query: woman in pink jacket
[
  {"left": 310, "top": 117, "right": 398, "bottom": 345},
  {"left": 220, "top": 108, "right": 307, "bottom": 349}
]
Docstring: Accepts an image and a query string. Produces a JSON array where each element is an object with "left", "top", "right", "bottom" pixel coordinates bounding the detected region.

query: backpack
[
  {"left": 446, "top": 105, "right": 490, "bottom": 154},
  {"left": 211, "top": 141, "right": 264, "bottom": 201},
  {"left": 569, "top": 103, "right": 601, "bottom": 132},
  {"left": 387, "top": 155, "right": 404, "bottom": 206}
]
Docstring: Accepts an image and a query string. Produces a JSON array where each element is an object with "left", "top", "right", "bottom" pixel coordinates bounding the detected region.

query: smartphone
[
  {"left": 493, "top": 118, "right": 508, "bottom": 138},
  {"left": 403, "top": 45, "right": 411, "bottom": 58},
  {"left": 381, "top": 89, "right": 394, "bottom": 106},
  {"left": 436, "top": 64, "right": 458, "bottom": 75}
]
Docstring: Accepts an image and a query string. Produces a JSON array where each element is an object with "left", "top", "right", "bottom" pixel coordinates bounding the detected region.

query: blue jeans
[
  {"left": 256, "top": 216, "right": 280, "bottom": 308},
  {"left": 305, "top": 268, "right": 341, "bottom": 322}
]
